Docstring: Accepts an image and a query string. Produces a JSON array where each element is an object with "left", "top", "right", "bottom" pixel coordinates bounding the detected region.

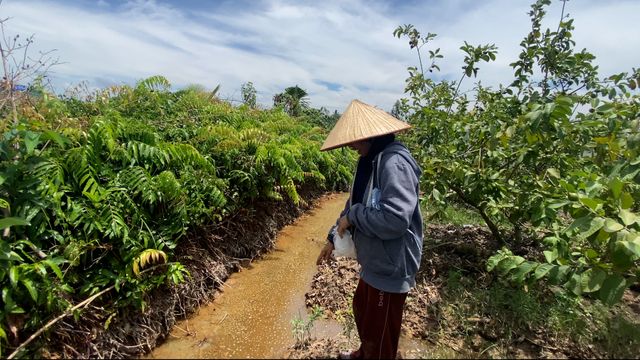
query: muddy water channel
[{"left": 148, "top": 193, "right": 348, "bottom": 359}]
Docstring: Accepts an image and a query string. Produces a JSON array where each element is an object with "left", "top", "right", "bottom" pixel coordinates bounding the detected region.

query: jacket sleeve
[
  {"left": 346, "top": 153, "right": 418, "bottom": 240},
  {"left": 327, "top": 197, "right": 350, "bottom": 243}
]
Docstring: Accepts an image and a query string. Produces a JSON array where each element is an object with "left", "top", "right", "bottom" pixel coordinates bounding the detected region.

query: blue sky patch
[{"left": 315, "top": 80, "right": 343, "bottom": 92}]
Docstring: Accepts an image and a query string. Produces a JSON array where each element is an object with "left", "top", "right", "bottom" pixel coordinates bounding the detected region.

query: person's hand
[
  {"left": 337, "top": 215, "right": 350, "bottom": 237},
  {"left": 316, "top": 242, "right": 334, "bottom": 265}
]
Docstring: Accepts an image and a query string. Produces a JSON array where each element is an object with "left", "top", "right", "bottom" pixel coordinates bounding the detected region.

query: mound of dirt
[
  {"left": 284, "top": 337, "right": 349, "bottom": 360},
  {"left": 305, "top": 258, "right": 359, "bottom": 316},
  {"left": 303, "top": 225, "right": 492, "bottom": 337}
]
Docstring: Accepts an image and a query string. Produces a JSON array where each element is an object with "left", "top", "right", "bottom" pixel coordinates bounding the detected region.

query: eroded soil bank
[
  {"left": 42, "top": 189, "right": 334, "bottom": 358},
  {"left": 148, "top": 192, "right": 348, "bottom": 359}
]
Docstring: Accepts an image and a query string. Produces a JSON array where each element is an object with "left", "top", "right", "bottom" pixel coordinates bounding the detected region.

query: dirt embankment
[
  {"left": 41, "top": 188, "right": 327, "bottom": 359},
  {"left": 293, "top": 224, "right": 640, "bottom": 359}
]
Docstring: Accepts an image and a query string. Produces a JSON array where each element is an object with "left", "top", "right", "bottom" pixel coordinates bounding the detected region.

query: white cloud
[{"left": 1, "top": 0, "right": 638, "bottom": 112}]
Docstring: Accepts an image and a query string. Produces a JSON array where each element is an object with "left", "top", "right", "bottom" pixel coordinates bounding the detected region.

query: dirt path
[{"left": 148, "top": 193, "right": 349, "bottom": 359}]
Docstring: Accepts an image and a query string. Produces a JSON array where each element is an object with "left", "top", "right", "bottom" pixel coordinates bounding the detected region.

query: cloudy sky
[{"left": 2, "top": 0, "right": 638, "bottom": 112}]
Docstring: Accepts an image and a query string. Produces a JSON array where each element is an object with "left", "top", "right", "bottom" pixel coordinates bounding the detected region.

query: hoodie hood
[{"left": 383, "top": 141, "right": 422, "bottom": 178}]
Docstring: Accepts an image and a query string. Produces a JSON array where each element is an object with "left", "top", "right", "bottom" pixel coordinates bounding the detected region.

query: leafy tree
[
  {"left": 395, "top": 0, "right": 639, "bottom": 304},
  {"left": 300, "top": 106, "right": 340, "bottom": 129},
  {"left": 390, "top": 100, "right": 406, "bottom": 121},
  {"left": 273, "top": 85, "right": 309, "bottom": 117},
  {"left": 241, "top": 81, "right": 257, "bottom": 109}
]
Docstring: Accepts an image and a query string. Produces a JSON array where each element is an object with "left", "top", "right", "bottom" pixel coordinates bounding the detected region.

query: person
[{"left": 316, "top": 99, "right": 423, "bottom": 359}]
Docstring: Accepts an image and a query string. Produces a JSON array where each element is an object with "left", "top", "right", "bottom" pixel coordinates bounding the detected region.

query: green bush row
[{"left": 0, "top": 77, "right": 354, "bottom": 356}]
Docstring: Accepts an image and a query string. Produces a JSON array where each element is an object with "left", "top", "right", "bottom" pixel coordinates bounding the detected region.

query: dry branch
[{"left": 7, "top": 285, "right": 115, "bottom": 359}]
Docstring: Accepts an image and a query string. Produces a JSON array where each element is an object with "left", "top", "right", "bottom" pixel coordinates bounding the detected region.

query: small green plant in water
[{"left": 291, "top": 305, "right": 324, "bottom": 348}]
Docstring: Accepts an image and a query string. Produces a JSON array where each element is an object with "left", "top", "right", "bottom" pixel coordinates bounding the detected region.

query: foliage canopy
[{"left": 395, "top": 0, "right": 639, "bottom": 305}]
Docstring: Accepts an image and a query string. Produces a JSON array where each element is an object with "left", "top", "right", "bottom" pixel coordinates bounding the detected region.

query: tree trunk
[{"left": 449, "top": 184, "right": 505, "bottom": 245}]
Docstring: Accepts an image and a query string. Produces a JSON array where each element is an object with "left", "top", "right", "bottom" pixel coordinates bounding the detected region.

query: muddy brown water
[{"left": 148, "top": 193, "right": 348, "bottom": 359}]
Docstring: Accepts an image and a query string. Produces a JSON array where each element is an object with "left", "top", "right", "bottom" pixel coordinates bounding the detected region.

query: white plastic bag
[{"left": 332, "top": 229, "right": 356, "bottom": 258}]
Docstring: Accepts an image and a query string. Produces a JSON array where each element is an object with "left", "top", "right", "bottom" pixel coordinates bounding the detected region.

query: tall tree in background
[
  {"left": 273, "top": 85, "right": 309, "bottom": 117},
  {"left": 300, "top": 106, "right": 340, "bottom": 129},
  {"left": 241, "top": 81, "right": 257, "bottom": 109},
  {"left": 390, "top": 100, "right": 407, "bottom": 121}
]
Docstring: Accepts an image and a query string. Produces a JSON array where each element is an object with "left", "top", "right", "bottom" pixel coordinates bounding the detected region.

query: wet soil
[
  {"left": 148, "top": 193, "right": 349, "bottom": 359},
  {"left": 42, "top": 188, "right": 332, "bottom": 358}
]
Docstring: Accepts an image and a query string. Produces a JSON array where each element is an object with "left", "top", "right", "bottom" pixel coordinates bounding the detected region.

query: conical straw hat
[{"left": 320, "top": 99, "right": 410, "bottom": 151}]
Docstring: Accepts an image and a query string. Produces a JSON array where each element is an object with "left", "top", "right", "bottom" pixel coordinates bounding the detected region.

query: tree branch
[
  {"left": 448, "top": 183, "right": 504, "bottom": 244},
  {"left": 7, "top": 285, "right": 116, "bottom": 359}
]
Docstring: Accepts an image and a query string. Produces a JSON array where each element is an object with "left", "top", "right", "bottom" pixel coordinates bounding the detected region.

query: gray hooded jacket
[{"left": 341, "top": 141, "right": 423, "bottom": 293}]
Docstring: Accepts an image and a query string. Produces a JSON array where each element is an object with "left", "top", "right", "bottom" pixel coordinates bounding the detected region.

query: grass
[
  {"left": 432, "top": 269, "right": 640, "bottom": 358},
  {"left": 426, "top": 203, "right": 485, "bottom": 226}
]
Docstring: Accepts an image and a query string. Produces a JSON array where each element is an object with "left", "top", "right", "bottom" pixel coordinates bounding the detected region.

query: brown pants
[{"left": 351, "top": 279, "right": 407, "bottom": 359}]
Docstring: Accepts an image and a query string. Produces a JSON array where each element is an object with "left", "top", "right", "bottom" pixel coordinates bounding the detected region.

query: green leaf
[
  {"left": 620, "top": 192, "right": 634, "bottom": 209},
  {"left": 465, "top": 67, "right": 473, "bottom": 77},
  {"left": 497, "top": 256, "right": 525, "bottom": 275},
  {"left": 0, "top": 217, "right": 30, "bottom": 230},
  {"left": 486, "top": 254, "right": 502, "bottom": 272},
  {"left": 45, "top": 259, "right": 64, "bottom": 280},
  {"left": 431, "top": 188, "right": 442, "bottom": 202},
  {"left": 547, "top": 168, "right": 560, "bottom": 178},
  {"left": 24, "top": 131, "right": 41, "bottom": 155},
  {"left": 604, "top": 218, "right": 624, "bottom": 233},
  {"left": 579, "top": 197, "right": 601, "bottom": 212},
  {"left": 620, "top": 239, "right": 640, "bottom": 258},
  {"left": 0, "top": 248, "right": 23, "bottom": 262},
  {"left": 565, "top": 273, "right": 582, "bottom": 295},
  {"left": 534, "top": 263, "right": 553, "bottom": 279},
  {"left": 21, "top": 278, "right": 38, "bottom": 302},
  {"left": 580, "top": 268, "right": 606, "bottom": 293},
  {"left": 624, "top": 232, "right": 639, "bottom": 242},
  {"left": 582, "top": 217, "right": 606, "bottom": 239},
  {"left": 611, "top": 241, "right": 634, "bottom": 268},
  {"left": 41, "top": 130, "right": 70, "bottom": 148},
  {"left": 9, "top": 267, "right": 19, "bottom": 287},
  {"left": 510, "top": 261, "right": 536, "bottom": 283},
  {"left": 618, "top": 209, "right": 638, "bottom": 226},
  {"left": 34, "top": 262, "right": 46, "bottom": 276},
  {"left": 548, "top": 200, "right": 570, "bottom": 209},
  {"left": 595, "top": 229, "right": 610, "bottom": 245},
  {"left": 548, "top": 265, "right": 570, "bottom": 284},
  {"left": 609, "top": 178, "right": 623, "bottom": 199},
  {"left": 2, "top": 288, "right": 25, "bottom": 313},
  {"left": 544, "top": 248, "right": 558, "bottom": 263},
  {"left": 585, "top": 249, "right": 599, "bottom": 260},
  {"left": 567, "top": 216, "right": 592, "bottom": 234},
  {"left": 598, "top": 274, "right": 626, "bottom": 306}
]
